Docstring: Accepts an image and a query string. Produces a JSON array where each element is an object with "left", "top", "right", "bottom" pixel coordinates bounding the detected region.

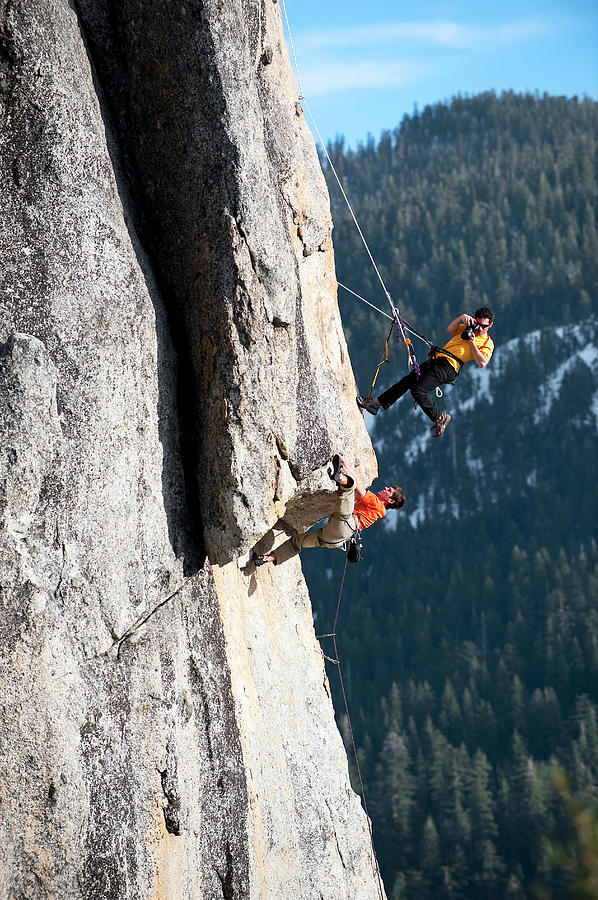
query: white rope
[
  {"left": 337, "top": 282, "right": 393, "bottom": 322},
  {"left": 337, "top": 282, "right": 433, "bottom": 351},
  {"left": 279, "top": 0, "right": 400, "bottom": 326},
  {"left": 279, "top": 0, "right": 306, "bottom": 100}
]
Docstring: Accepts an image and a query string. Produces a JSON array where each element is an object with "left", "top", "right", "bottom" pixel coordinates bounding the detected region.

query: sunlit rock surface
[{"left": 0, "top": 0, "right": 381, "bottom": 897}]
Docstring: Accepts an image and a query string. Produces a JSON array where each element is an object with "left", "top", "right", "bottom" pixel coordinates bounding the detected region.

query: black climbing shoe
[
  {"left": 328, "top": 454, "right": 343, "bottom": 485},
  {"left": 252, "top": 552, "right": 275, "bottom": 566},
  {"left": 253, "top": 556, "right": 267, "bottom": 567},
  {"left": 432, "top": 412, "right": 451, "bottom": 438},
  {"left": 356, "top": 394, "right": 380, "bottom": 415}
]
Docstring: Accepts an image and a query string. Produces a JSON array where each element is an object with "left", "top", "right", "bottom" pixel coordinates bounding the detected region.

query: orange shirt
[
  {"left": 353, "top": 490, "right": 386, "bottom": 531},
  {"left": 436, "top": 324, "right": 494, "bottom": 372}
]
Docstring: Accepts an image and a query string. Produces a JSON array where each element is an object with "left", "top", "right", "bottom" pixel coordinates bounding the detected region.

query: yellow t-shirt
[{"left": 435, "top": 324, "right": 494, "bottom": 372}]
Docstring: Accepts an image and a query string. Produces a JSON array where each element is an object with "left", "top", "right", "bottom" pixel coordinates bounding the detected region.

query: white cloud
[
  {"left": 301, "top": 59, "right": 433, "bottom": 96},
  {"left": 298, "top": 17, "right": 558, "bottom": 52}
]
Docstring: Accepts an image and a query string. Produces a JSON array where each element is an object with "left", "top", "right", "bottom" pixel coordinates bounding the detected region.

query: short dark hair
[
  {"left": 388, "top": 485, "right": 405, "bottom": 510},
  {"left": 475, "top": 306, "right": 495, "bottom": 324}
]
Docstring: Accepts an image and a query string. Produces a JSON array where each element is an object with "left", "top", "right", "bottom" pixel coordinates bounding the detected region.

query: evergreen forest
[{"left": 303, "top": 91, "right": 598, "bottom": 899}]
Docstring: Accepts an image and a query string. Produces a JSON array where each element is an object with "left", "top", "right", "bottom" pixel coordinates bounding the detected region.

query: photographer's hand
[{"left": 448, "top": 312, "right": 474, "bottom": 334}]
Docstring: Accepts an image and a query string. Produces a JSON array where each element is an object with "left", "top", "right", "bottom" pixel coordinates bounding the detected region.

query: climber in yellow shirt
[{"left": 357, "top": 306, "right": 495, "bottom": 437}]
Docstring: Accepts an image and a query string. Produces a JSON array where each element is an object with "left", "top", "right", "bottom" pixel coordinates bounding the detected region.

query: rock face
[{"left": 0, "top": 1, "right": 381, "bottom": 898}]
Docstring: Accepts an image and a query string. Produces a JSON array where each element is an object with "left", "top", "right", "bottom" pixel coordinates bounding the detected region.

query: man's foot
[
  {"left": 328, "top": 453, "right": 343, "bottom": 485},
  {"left": 432, "top": 412, "right": 451, "bottom": 437},
  {"left": 356, "top": 394, "right": 381, "bottom": 415},
  {"left": 328, "top": 453, "right": 355, "bottom": 490},
  {"left": 252, "top": 552, "right": 276, "bottom": 566},
  {"left": 328, "top": 454, "right": 354, "bottom": 489}
]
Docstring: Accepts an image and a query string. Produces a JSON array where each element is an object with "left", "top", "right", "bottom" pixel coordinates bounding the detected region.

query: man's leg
[
  {"left": 410, "top": 359, "right": 457, "bottom": 422},
  {"left": 377, "top": 370, "right": 418, "bottom": 409},
  {"left": 272, "top": 533, "right": 303, "bottom": 565},
  {"left": 304, "top": 486, "right": 355, "bottom": 548},
  {"left": 267, "top": 487, "right": 355, "bottom": 564}
]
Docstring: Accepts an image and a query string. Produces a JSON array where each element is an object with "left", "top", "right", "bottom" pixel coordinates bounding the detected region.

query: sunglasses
[{"left": 476, "top": 321, "right": 491, "bottom": 328}]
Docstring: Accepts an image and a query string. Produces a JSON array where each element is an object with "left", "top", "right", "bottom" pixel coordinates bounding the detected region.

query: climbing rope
[
  {"left": 337, "top": 282, "right": 464, "bottom": 397},
  {"left": 280, "top": 0, "right": 411, "bottom": 323},
  {"left": 317, "top": 554, "right": 386, "bottom": 900},
  {"left": 280, "top": 0, "right": 393, "bottom": 313},
  {"left": 280, "top": 0, "right": 432, "bottom": 384},
  {"left": 280, "top": 0, "right": 465, "bottom": 395},
  {"left": 338, "top": 282, "right": 434, "bottom": 351},
  {"left": 277, "top": 12, "right": 399, "bottom": 892},
  {"left": 337, "top": 282, "right": 394, "bottom": 322}
]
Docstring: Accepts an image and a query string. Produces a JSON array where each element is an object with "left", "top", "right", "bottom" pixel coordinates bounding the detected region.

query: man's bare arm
[
  {"left": 340, "top": 458, "right": 366, "bottom": 499},
  {"left": 468, "top": 339, "right": 490, "bottom": 368},
  {"left": 447, "top": 313, "right": 475, "bottom": 335}
]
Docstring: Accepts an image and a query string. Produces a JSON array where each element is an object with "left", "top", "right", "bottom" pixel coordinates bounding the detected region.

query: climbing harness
[
  {"left": 331, "top": 507, "right": 363, "bottom": 563},
  {"left": 338, "top": 282, "right": 466, "bottom": 399}
]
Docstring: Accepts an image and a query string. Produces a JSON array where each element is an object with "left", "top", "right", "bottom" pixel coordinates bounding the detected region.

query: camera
[{"left": 461, "top": 322, "right": 482, "bottom": 341}]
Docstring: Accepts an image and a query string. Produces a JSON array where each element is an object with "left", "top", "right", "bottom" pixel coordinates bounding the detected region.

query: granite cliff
[{"left": 0, "top": 1, "right": 382, "bottom": 897}]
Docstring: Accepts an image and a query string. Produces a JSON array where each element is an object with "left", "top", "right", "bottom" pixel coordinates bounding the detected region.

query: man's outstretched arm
[{"left": 340, "top": 457, "right": 366, "bottom": 500}]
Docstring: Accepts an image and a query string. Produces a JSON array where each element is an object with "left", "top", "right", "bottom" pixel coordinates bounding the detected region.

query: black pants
[{"left": 377, "top": 356, "right": 458, "bottom": 422}]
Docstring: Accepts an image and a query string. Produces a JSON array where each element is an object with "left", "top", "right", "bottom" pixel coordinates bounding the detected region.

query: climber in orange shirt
[
  {"left": 252, "top": 455, "right": 405, "bottom": 566},
  {"left": 358, "top": 307, "right": 495, "bottom": 437}
]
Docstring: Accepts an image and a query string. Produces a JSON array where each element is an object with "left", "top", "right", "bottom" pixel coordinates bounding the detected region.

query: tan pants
[{"left": 275, "top": 487, "right": 356, "bottom": 564}]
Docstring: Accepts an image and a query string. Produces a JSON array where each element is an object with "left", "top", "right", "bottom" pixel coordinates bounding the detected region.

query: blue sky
[{"left": 281, "top": 0, "right": 598, "bottom": 148}]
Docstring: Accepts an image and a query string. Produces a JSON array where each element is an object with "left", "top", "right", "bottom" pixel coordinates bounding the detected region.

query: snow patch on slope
[{"left": 534, "top": 338, "right": 597, "bottom": 423}]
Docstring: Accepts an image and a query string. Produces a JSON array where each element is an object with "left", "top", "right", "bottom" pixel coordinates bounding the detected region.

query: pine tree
[{"left": 307, "top": 92, "right": 598, "bottom": 899}]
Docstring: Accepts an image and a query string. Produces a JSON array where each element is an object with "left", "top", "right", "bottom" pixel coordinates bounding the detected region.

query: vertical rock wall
[{"left": 0, "top": 0, "right": 382, "bottom": 897}]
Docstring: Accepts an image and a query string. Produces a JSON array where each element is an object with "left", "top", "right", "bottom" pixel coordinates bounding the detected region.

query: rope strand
[
  {"left": 338, "top": 282, "right": 434, "bottom": 349},
  {"left": 278, "top": 9, "right": 390, "bottom": 892},
  {"left": 280, "top": 0, "right": 397, "bottom": 322},
  {"left": 337, "top": 282, "right": 394, "bottom": 322},
  {"left": 280, "top": 0, "right": 428, "bottom": 382},
  {"left": 317, "top": 554, "right": 386, "bottom": 900}
]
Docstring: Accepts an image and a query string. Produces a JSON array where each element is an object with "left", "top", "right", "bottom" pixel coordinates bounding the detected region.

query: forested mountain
[{"left": 303, "top": 92, "right": 598, "bottom": 899}]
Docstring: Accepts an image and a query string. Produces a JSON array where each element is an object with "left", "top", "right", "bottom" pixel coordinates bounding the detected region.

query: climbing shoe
[
  {"left": 328, "top": 454, "right": 343, "bottom": 485},
  {"left": 432, "top": 412, "right": 451, "bottom": 438},
  {"left": 252, "top": 552, "right": 275, "bottom": 566},
  {"left": 356, "top": 394, "right": 380, "bottom": 415}
]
